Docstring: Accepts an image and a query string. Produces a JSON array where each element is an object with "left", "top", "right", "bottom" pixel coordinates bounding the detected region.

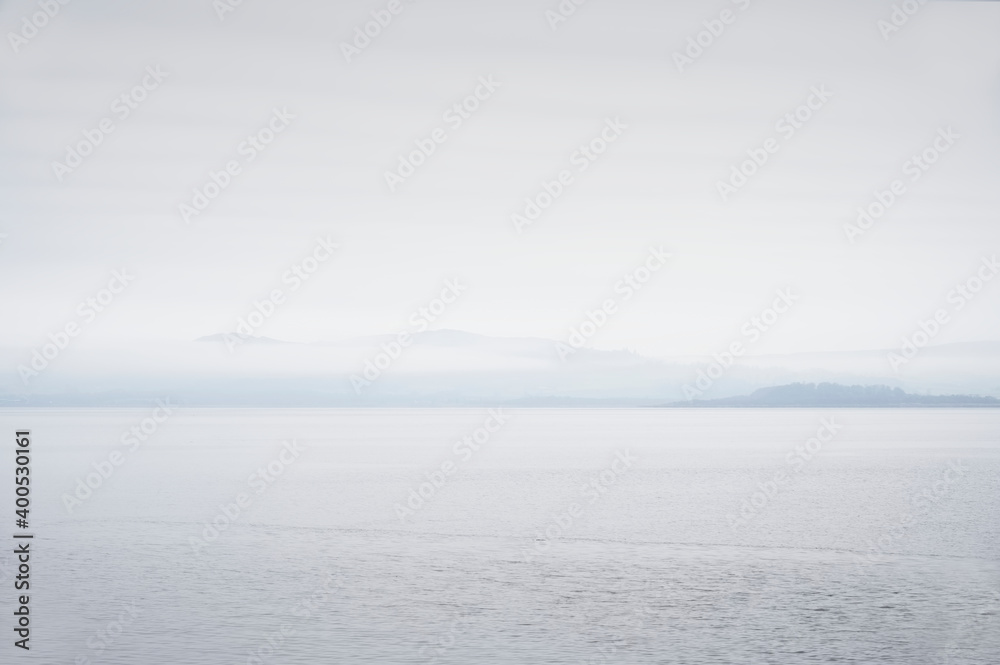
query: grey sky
[{"left": 1, "top": 0, "right": 998, "bottom": 362}]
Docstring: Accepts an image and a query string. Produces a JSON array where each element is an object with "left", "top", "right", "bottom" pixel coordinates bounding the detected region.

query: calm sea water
[{"left": 0, "top": 408, "right": 997, "bottom": 664}]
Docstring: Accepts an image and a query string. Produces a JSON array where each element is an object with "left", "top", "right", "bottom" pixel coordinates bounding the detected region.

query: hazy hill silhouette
[{"left": 665, "top": 382, "right": 1000, "bottom": 407}]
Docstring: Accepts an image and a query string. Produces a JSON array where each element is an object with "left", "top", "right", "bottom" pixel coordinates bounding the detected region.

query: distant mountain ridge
[
  {"left": 664, "top": 382, "right": 1000, "bottom": 407},
  {"left": 2, "top": 332, "right": 998, "bottom": 407}
]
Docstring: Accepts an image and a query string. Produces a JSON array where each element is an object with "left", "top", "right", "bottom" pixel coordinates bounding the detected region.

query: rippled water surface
[{"left": 1, "top": 408, "right": 998, "bottom": 664}]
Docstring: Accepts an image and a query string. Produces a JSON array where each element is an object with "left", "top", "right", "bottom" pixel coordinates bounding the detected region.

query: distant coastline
[{"left": 661, "top": 382, "right": 1000, "bottom": 408}]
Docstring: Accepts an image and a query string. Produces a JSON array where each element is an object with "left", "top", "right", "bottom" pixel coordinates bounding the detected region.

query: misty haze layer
[{"left": 1, "top": 0, "right": 998, "bottom": 397}]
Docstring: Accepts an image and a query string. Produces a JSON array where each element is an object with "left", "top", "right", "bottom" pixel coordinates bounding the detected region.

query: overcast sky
[{"left": 1, "top": 0, "right": 998, "bottom": 361}]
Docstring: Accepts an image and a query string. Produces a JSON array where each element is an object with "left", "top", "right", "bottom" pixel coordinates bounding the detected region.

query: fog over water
[{"left": 2, "top": 1, "right": 999, "bottom": 663}]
